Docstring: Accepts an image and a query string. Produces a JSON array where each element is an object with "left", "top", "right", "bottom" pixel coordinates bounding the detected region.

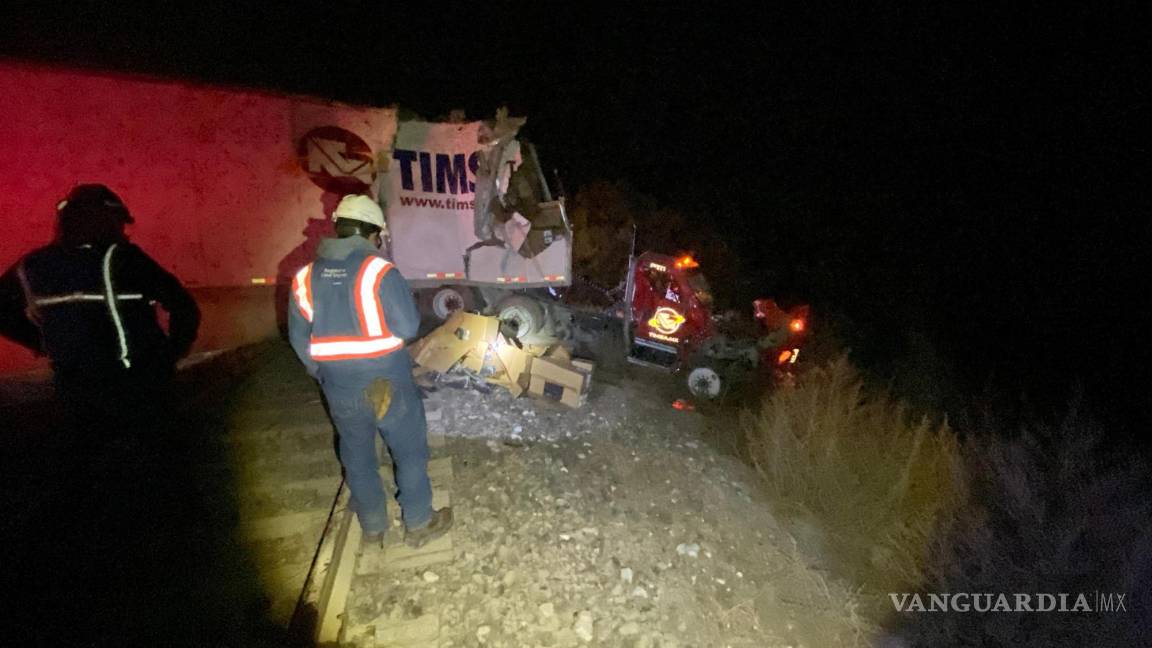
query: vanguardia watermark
[{"left": 890, "top": 592, "right": 1128, "bottom": 613}]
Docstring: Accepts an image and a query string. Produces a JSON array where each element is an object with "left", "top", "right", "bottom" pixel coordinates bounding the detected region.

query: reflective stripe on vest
[
  {"left": 357, "top": 257, "right": 390, "bottom": 337},
  {"left": 309, "top": 335, "right": 404, "bottom": 360},
  {"left": 102, "top": 244, "right": 132, "bottom": 368},
  {"left": 20, "top": 248, "right": 144, "bottom": 365},
  {"left": 33, "top": 293, "right": 145, "bottom": 306},
  {"left": 308, "top": 256, "right": 403, "bottom": 361},
  {"left": 293, "top": 264, "right": 314, "bottom": 321}
]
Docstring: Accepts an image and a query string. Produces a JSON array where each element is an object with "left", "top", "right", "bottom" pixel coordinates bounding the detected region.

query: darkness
[{"left": 2, "top": 3, "right": 1149, "bottom": 435}]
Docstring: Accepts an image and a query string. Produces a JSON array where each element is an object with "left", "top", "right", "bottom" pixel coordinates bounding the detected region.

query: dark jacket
[
  {"left": 288, "top": 236, "right": 420, "bottom": 384},
  {"left": 0, "top": 241, "right": 200, "bottom": 377}
]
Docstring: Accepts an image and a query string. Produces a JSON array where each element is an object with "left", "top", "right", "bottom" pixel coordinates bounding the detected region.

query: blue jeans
[{"left": 321, "top": 375, "right": 433, "bottom": 534}]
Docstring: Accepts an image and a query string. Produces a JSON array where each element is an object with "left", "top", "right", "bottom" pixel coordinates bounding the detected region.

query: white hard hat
[{"left": 333, "top": 194, "right": 386, "bottom": 231}]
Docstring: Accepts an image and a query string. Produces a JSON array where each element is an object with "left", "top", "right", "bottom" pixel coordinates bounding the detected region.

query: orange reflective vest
[{"left": 292, "top": 256, "right": 404, "bottom": 361}]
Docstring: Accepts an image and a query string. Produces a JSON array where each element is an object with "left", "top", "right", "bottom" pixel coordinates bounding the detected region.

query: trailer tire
[
  {"left": 495, "top": 295, "right": 546, "bottom": 340},
  {"left": 420, "top": 286, "right": 476, "bottom": 321},
  {"left": 686, "top": 365, "right": 724, "bottom": 400}
]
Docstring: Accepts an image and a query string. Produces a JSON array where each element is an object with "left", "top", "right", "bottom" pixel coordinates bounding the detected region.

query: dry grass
[
  {"left": 896, "top": 413, "right": 1152, "bottom": 646},
  {"left": 778, "top": 534, "right": 879, "bottom": 647},
  {"left": 743, "top": 353, "right": 1152, "bottom": 646},
  {"left": 743, "top": 354, "right": 962, "bottom": 597}
]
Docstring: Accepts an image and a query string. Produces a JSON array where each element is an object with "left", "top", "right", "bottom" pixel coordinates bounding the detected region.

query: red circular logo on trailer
[{"left": 296, "top": 126, "right": 376, "bottom": 194}]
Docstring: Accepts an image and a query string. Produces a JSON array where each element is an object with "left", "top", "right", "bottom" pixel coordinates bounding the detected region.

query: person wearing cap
[
  {"left": 0, "top": 184, "right": 202, "bottom": 641},
  {"left": 288, "top": 194, "right": 452, "bottom": 548},
  {"left": 0, "top": 184, "right": 200, "bottom": 419}
]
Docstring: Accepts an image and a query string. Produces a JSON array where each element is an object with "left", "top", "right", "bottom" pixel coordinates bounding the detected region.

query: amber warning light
[
  {"left": 789, "top": 318, "right": 805, "bottom": 333},
  {"left": 776, "top": 348, "right": 801, "bottom": 365},
  {"left": 674, "top": 255, "right": 699, "bottom": 270}
]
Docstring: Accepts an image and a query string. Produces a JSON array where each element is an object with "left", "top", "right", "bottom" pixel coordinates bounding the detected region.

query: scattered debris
[
  {"left": 409, "top": 311, "right": 595, "bottom": 407},
  {"left": 676, "top": 543, "right": 701, "bottom": 558},
  {"left": 339, "top": 360, "right": 869, "bottom": 647},
  {"left": 573, "top": 610, "right": 595, "bottom": 642}
]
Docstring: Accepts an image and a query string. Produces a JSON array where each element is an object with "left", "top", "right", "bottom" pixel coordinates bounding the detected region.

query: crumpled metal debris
[
  {"left": 411, "top": 311, "right": 579, "bottom": 400},
  {"left": 473, "top": 108, "right": 527, "bottom": 241},
  {"left": 426, "top": 369, "right": 493, "bottom": 394}
]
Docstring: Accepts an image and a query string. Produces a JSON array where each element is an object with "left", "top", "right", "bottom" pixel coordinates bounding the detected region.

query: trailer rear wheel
[
  {"left": 495, "top": 295, "right": 546, "bottom": 340},
  {"left": 420, "top": 286, "right": 475, "bottom": 321}
]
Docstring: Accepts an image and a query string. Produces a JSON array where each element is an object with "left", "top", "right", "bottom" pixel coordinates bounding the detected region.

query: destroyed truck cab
[
  {"left": 623, "top": 251, "right": 809, "bottom": 400},
  {"left": 625, "top": 252, "right": 715, "bottom": 366}
]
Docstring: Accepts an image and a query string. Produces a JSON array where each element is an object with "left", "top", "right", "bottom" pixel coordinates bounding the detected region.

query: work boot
[{"left": 405, "top": 507, "right": 454, "bottom": 549}]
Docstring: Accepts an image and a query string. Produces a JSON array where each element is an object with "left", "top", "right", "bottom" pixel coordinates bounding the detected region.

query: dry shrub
[
  {"left": 893, "top": 414, "right": 1152, "bottom": 646},
  {"left": 743, "top": 354, "right": 962, "bottom": 597},
  {"left": 745, "top": 354, "right": 1152, "bottom": 645}
]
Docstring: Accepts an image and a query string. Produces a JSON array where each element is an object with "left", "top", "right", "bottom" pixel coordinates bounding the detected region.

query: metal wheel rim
[
  {"left": 500, "top": 305, "right": 534, "bottom": 338},
  {"left": 431, "top": 288, "right": 464, "bottom": 320},
  {"left": 687, "top": 366, "right": 722, "bottom": 398}
]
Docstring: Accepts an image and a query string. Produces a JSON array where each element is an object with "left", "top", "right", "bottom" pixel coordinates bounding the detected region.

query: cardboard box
[
  {"left": 531, "top": 356, "right": 587, "bottom": 391},
  {"left": 571, "top": 358, "right": 595, "bottom": 383},
  {"left": 457, "top": 314, "right": 501, "bottom": 374},
  {"left": 522, "top": 342, "right": 557, "bottom": 358},
  {"left": 407, "top": 336, "right": 427, "bottom": 361},
  {"left": 533, "top": 200, "right": 567, "bottom": 230},
  {"left": 519, "top": 229, "right": 555, "bottom": 258},
  {"left": 545, "top": 345, "right": 572, "bottom": 362},
  {"left": 409, "top": 310, "right": 588, "bottom": 402},
  {"left": 488, "top": 342, "right": 533, "bottom": 397},
  {"left": 526, "top": 355, "right": 594, "bottom": 408},
  {"left": 529, "top": 375, "right": 587, "bottom": 408},
  {"left": 411, "top": 311, "right": 500, "bottom": 373}
]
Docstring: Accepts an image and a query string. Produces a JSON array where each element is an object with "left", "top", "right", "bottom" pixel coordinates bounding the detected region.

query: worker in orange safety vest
[{"left": 288, "top": 194, "right": 452, "bottom": 548}]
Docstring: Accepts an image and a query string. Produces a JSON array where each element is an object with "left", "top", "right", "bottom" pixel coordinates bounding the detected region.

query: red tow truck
[{"left": 622, "top": 251, "right": 809, "bottom": 399}]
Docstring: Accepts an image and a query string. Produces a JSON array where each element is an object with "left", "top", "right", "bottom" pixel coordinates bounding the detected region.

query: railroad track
[
  {"left": 217, "top": 343, "right": 452, "bottom": 646},
  {"left": 1, "top": 341, "right": 456, "bottom": 645},
  {"left": 202, "top": 349, "right": 339, "bottom": 634}
]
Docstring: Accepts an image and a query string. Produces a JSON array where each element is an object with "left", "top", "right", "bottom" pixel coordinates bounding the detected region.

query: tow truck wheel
[
  {"left": 687, "top": 366, "right": 723, "bottom": 399},
  {"left": 422, "top": 286, "right": 475, "bottom": 321}
]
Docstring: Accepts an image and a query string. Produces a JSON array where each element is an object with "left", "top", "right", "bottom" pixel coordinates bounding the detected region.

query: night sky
[{"left": 2, "top": 4, "right": 1148, "bottom": 435}]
